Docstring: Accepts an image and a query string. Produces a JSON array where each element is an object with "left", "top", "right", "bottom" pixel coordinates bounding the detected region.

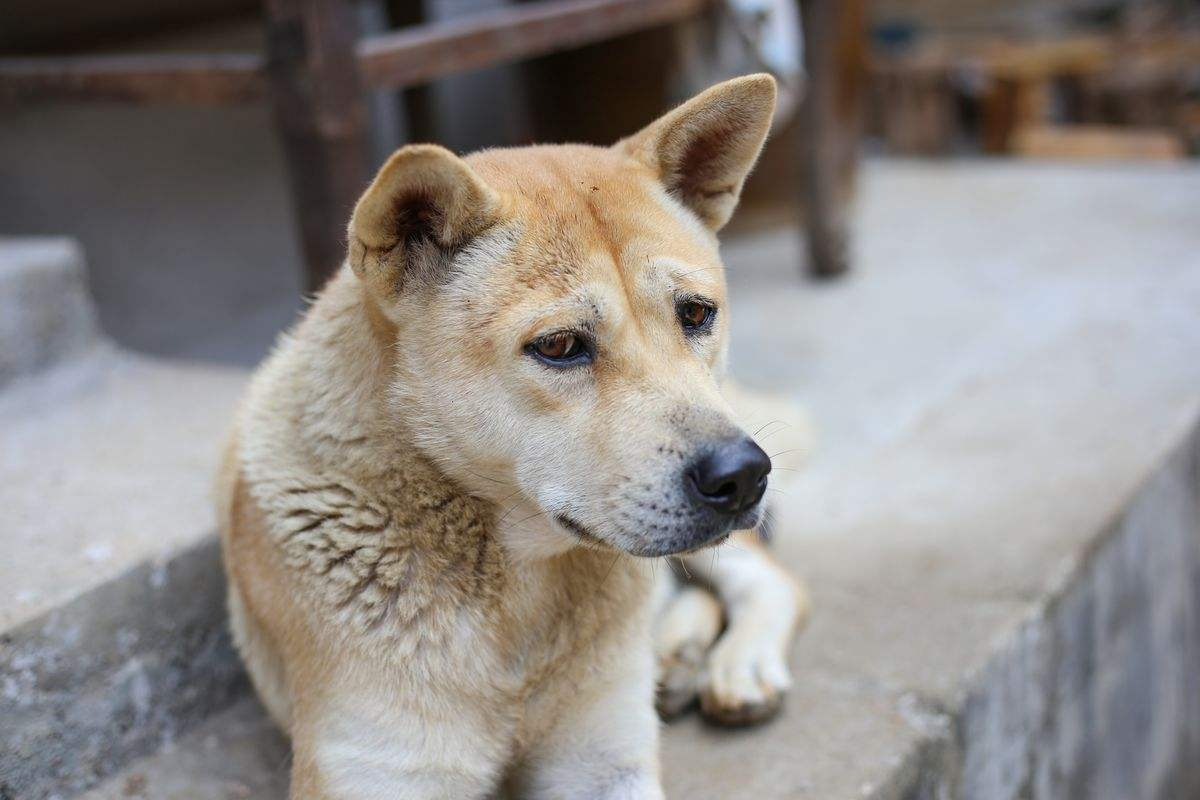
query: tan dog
[{"left": 217, "top": 74, "right": 809, "bottom": 800}]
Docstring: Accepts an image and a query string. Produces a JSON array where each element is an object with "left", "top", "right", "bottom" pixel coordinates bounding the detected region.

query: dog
[{"left": 217, "top": 73, "right": 810, "bottom": 799}]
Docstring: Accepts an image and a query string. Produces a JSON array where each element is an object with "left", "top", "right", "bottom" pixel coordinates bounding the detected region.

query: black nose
[{"left": 686, "top": 437, "right": 772, "bottom": 514}]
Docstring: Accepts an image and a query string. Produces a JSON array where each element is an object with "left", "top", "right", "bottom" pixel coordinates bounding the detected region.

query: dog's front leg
[
  {"left": 679, "top": 530, "right": 810, "bottom": 726},
  {"left": 287, "top": 685, "right": 509, "bottom": 800},
  {"left": 517, "top": 647, "right": 664, "bottom": 800}
]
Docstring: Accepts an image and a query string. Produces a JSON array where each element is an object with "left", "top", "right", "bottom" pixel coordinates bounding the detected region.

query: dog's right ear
[
  {"left": 618, "top": 74, "right": 776, "bottom": 231},
  {"left": 347, "top": 144, "right": 500, "bottom": 296}
]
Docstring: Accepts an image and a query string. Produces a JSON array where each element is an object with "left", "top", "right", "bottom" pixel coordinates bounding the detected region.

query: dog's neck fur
[{"left": 240, "top": 268, "right": 646, "bottom": 643}]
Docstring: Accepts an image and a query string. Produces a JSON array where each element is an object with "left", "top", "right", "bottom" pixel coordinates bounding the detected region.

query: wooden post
[
  {"left": 264, "top": 0, "right": 371, "bottom": 293},
  {"left": 797, "top": 0, "right": 865, "bottom": 279},
  {"left": 385, "top": 0, "right": 438, "bottom": 143}
]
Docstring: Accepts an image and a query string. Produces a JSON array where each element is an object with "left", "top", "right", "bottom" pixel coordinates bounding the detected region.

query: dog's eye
[
  {"left": 528, "top": 332, "right": 590, "bottom": 366},
  {"left": 535, "top": 333, "right": 579, "bottom": 359},
  {"left": 677, "top": 300, "right": 715, "bottom": 332}
]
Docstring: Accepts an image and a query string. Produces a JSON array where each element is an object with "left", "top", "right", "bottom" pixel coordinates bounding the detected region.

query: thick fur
[{"left": 218, "top": 74, "right": 809, "bottom": 800}]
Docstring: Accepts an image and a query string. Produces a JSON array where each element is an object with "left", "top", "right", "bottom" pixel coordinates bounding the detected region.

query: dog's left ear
[{"left": 619, "top": 74, "right": 776, "bottom": 231}]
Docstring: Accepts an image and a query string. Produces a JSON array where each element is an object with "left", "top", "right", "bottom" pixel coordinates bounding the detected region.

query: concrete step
[
  {"left": 76, "top": 699, "right": 290, "bottom": 800},
  {"left": 73, "top": 422, "right": 1200, "bottom": 800},
  {"left": 0, "top": 241, "right": 251, "bottom": 799},
  {"left": 7, "top": 162, "right": 1200, "bottom": 800}
]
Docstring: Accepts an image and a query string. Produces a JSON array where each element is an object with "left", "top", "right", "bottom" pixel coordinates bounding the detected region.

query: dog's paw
[
  {"left": 654, "top": 584, "right": 722, "bottom": 720},
  {"left": 698, "top": 634, "right": 791, "bottom": 727},
  {"left": 655, "top": 640, "right": 706, "bottom": 719}
]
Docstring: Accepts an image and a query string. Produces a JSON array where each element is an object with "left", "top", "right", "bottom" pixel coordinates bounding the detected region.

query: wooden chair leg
[
  {"left": 797, "top": 0, "right": 865, "bottom": 279},
  {"left": 264, "top": 0, "right": 371, "bottom": 293}
]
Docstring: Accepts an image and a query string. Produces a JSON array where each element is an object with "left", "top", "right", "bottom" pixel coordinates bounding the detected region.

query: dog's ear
[
  {"left": 619, "top": 74, "right": 776, "bottom": 231},
  {"left": 347, "top": 144, "right": 500, "bottom": 295}
]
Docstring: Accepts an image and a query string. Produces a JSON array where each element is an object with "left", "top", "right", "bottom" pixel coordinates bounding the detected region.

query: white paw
[{"left": 698, "top": 632, "right": 792, "bottom": 726}]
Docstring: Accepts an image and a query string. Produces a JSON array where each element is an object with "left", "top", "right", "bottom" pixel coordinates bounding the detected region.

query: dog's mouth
[
  {"left": 554, "top": 512, "right": 749, "bottom": 558},
  {"left": 554, "top": 514, "right": 609, "bottom": 548},
  {"left": 674, "top": 529, "right": 732, "bottom": 554}
]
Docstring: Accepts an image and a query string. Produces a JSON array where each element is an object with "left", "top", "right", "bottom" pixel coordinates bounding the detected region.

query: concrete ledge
[
  {"left": 930, "top": 419, "right": 1200, "bottom": 800},
  {"left": 0, "top": 540, "right": 247, "bottom": 800},
  {"left": 7, "top": 163, "right": 1200, "bottom": 799},
  {"left": 0, "top": 352, "right": 247, "bottom": 798},
  {"left": 67, "top": 418, "right": 1200, "bottom": 800},
  {"left": 0, "top": 355, "right": 247, "bottom": 631},
  {"left": 0, "top": 347, "right": 247, "bottom": 798},
  {"left": 660, "top": 162, "right": 1200, "bottom": 800}
]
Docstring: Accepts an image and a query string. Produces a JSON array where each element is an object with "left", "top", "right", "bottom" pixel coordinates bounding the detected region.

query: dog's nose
[{"left": 686, "top": 437, "right": 771, "bottom": 514}]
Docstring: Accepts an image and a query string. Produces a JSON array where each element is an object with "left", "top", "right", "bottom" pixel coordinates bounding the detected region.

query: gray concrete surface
[
  {"left": 1, "top": 540, "right": 249, "bottom": 800},
  {"left": 5, "top": 161, "right": 1200, "bottom": 799},
  {"left": 0, "top": 350, "right": 247, "bottom": 631},
  {"left": 0, "top": 238, "right": 100, "bottom": 387},
  {"left": 957, "top": 427, "right": 1200, "bottom": 800},
  {"left": 75, "top": 699, "right": 290, "bottom": 800},
  {"left": 0, "top": 243, "right": 252, "bottom": 799}
]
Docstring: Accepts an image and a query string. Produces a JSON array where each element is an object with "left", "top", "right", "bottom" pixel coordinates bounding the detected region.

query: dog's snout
[{"left": 685, "top": 437, "right": 771, "bottom": 514}]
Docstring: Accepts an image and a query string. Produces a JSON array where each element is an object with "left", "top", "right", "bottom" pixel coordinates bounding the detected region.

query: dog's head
[{"left": 348, "top": 75, "right": 777, "bottom": 558}]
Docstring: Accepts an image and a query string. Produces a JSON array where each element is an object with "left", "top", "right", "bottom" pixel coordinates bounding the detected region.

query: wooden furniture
[
  {"left": 869, "top": 32, "right": 1200, "bottom": 158},
  {"left": 797, "top": 0, "right": 865, "bottom": 279},
  {"left": 1012, "top": 124, "right": 1185, "bottom": 160},
  {"left": 1, "top": 0, "right": 864, "bottom": 287}
]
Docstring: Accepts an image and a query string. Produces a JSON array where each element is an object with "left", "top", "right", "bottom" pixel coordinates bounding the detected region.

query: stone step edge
[
  {"left": 0, "top": 538, "right": 247, "bottom": 800},
  {"left": 878, "top": 413, "right": 1200, "bottom": 799}
]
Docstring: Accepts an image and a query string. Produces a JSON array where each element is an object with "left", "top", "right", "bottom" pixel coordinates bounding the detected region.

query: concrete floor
[
  {"left": 40, "top": 159, "right": 1200, "bottom": 799},
  {"left": 0, "top": 351, "right": 247, "bottom": 629},
  {"left": 674, "top": 161, "right": 1200, "bottom": 797}
]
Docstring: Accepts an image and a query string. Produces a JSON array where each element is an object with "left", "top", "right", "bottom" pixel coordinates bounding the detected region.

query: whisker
[
  {"left": 768, "top": 447, "right": 805, "bottom": 459},
  {"left": 665, "top": 557, "right": 683, "bottom": 582},
  {"left": 757, "top": 424, "right": 793, "bottom": 443},
  {"left": 597, "top": 551, "right": 623, "bottom": 594},
  {"left": 753, "top": 419, "right": 787, "bottom": 437}
]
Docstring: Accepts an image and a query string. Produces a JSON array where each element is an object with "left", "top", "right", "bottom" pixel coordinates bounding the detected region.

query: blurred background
[
  {"left": 3, "top": 2, "right": 1200, "bottom": 799},
  {"left": 3, "top": 0, "right": 1198, "bottom": 365}
]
